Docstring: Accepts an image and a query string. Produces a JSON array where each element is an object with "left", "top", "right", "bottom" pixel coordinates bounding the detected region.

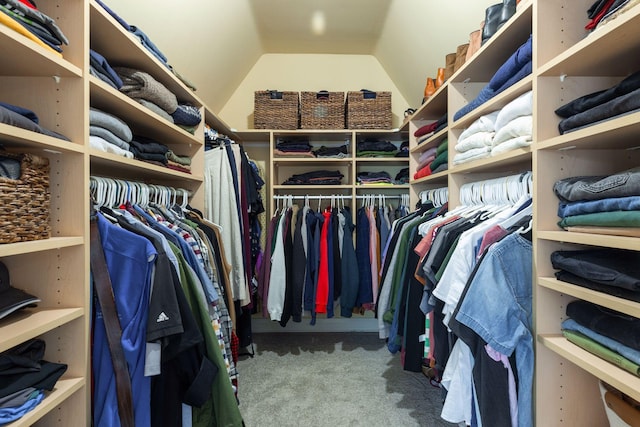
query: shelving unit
[
  {"left": 534, "top": 0, "right": 640, "bottom": 425},
  {"left": 0, "top": 0, "right": 89, "bottom": 425}
]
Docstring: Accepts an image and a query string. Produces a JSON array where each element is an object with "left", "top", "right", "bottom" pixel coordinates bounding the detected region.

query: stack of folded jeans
[
  {"left": 555, "top": 69, "right": 640, "bottom": 135},
  {"left": 282, "top": 170, "right": 343, "bottom": 185},
  {"left": 89, "top": 108, "right": 133, "bottom": 158},
  {"left": 551, "top": 249, "right": 640, "bottom": 302},
  {"left": 554, "top": 167, "right": 640, "bottom": 234},
  {"left": 89, "top": 49, "right": 123, "bottom": 90},
  {"left": 395, "top": 167, "right": 409, "bottom": 184},
  {"left": 275, "top": 138, "right": 314, "bottom": 157},
  {"left": 129, "top": 135, "right": 169, "bottom": 166},
  {"left": 0, "top": 102, "right": 69, "bottom": 141},
  {"left": 414, "top": 138, "right": 448, "bottom": 179},
  {"left": 357, "top": 171, "right": 392, "bottom": 185},
  {"left": 454, "top": 35, "right": 532, "bottom": 121},
  {"left": 357, "top": 139, "right": 398, "bottom": 157},
  {"left": 0, "top": 0, "right": 68, "bottom": 57},
  {"left": 313, "top": 145, "right": 348, "bottom": 158},
  {"left": 561, "top": 300, "right": 640, "bottom": 377}
]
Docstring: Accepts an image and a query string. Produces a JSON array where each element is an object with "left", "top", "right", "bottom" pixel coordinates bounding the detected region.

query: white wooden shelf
[
  {"left": 539, "top": 334, "right": 640, "bottom": 402},
  {"left": 538, "top": 277, "right": 640, "bottom": 318},
  {"left": 0, "top": 308, "right": 84, "bottom": 353},
  {"left": 6, "top": 377, "right": 85, "bottom": 427},
  {"left": 450, "top": 146, "right": 532, "bottom": 175}
]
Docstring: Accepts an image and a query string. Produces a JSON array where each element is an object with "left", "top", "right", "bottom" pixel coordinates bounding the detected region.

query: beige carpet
[{"left": 236, "top": 333, "right": 456, "bottom": 427}]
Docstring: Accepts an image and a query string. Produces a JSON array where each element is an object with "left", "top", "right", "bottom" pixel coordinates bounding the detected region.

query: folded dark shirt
[
  {"left": 0, "top": 104, "right": 69, "bottom": 140},
  {"left": 555, "top": 270, "right": 640, "bottom": 303},
  {"left": 130, "top": 149, "right": 168, "bottom": 165},
  {"left": 89, "top": 49, "right": 123, "bottom": 88},
  {"left": 551, "top": 249, "right": 640, "bottom": 291},
  {"left": 357, "top": 139, "right": 398, "bottom": 152},
  {"left": 0, "top": 102, "right": 38, "bottom": 124},
  {"left": 313, "top": 145, "right": 348, "bottom": 156},
  {"left": 130, "top": 136, "right": 169, "bottom": 155}
]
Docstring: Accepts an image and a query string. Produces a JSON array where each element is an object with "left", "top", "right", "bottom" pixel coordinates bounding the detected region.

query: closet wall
[{"left": 220, "top": 54, "right": 410, "bottom": 128}]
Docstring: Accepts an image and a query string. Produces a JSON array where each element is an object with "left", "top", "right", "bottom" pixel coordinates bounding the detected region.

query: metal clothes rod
[{"left": 273, "top": 195, "right": 407, "bottom": 200}]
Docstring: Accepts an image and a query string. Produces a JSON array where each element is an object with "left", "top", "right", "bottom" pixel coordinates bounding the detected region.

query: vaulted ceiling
[{"left": 104, "top": 0, "right": 495, "bottom": 125}]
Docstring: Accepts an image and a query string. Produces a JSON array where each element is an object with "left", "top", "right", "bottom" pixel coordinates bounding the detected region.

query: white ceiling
[{"left": 249, "top": 0, "right": 391, "bottom": 54}]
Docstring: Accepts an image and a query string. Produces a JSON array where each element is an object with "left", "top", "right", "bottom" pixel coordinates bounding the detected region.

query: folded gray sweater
[
  {"left": 114, "top": 67, "right": 178, "bottom": 114},
  {"left": 89, "top": 108, "right": 132, "bottom": 142}
]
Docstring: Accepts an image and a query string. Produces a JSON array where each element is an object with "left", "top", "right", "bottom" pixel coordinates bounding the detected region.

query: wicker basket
[
  {"left": 0, "top": 152, "right": 50, "bottom": 244},
  {"left": 346, "top": 91, "right": 392, "bottom": 129},
  {"left": 254, "top": 90, "right": 299, "bottom": 129},
  {"left": 300, "top": 91, "right": 345, "bottom": 129}
]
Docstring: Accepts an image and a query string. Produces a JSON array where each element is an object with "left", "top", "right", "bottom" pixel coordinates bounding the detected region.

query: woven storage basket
[
  {"left": 300, "top": 91, "right": 345, "bottom": 129},
  {"left": 254, "top": 90, "right": 299, "bottom": 129},
  {"left": 0, "top": 152, "right": 50, "bottom": 244},
  {"left": 346, "top": 91, "right": 392, "bottom": 129}
]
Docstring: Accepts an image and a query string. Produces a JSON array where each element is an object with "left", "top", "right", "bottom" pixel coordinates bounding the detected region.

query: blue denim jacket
[{"left": 454, "top": 233, "right": 533, "bottom": 427}]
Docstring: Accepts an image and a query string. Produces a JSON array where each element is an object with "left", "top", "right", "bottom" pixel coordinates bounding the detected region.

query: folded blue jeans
[
  {"left": 562, "top": 318, "right": 640, "bottom": 365},
  {"left": 557, "top": 195, "right": 640, "bottom": 218},
  {"left": 553, "top": 167, "right": 640, "bottom": 202},
  {"left": 566, "top": 300, "right": 640, "bottom": 351}
]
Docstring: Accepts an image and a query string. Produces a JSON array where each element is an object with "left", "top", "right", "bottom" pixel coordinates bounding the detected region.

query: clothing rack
[
  {"left": 89, "top": 176, "right": 191, "bottom": 208},
  {"left": 459, "top": 171, "right": 532, "bottom": 206},
  {"left": 272, "top": 194, "right": 407, "bottom": 200}
]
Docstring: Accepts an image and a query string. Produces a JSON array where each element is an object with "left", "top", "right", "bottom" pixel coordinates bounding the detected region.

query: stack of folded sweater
[
  {"left": 357, "top": 139, "right": 398, "bottom": 157},
  {"left": 129, "top": 135, "right": 169, "bottom": 166},
  {"left": 414, "top": 114, "right": 447, "bottom": 145},
  {"left": 586, "top": 0, "right": 640, "bottom": 31},
  {"left": 89, "top": 108, "right": 133, "bottom": 158},
  {"left": 413, "top": 138, "right": 448, "bottom": 179},
  {"left": 357, "top": 171, "right": 392, "bottom": 185},
  {"left": 115, "top": 67, "right": 201, "bottom": 132},
  {"left": 0, "top": 0, "right": 68, "bottom": 57},
  {"left": 454, "top": 35, "right": 532, "bottom": 121},
  {"left": 561, "top": 299, "right": 640, "bottom": 378},
  {"left": 453, "top": 90, "right": 533, "bottom": 165},
  {"left": 396, "top": 140, "right": 409, "bottom": 157},
  {"left": 166, "top": 150, "right": 191, "bottom": 174},
  {"left": 395, "top": 167, "right": 409, "bottom": 184},
  {"left": 553, "top": 167, "right": 640, "bottom": 236},
  {"left": 313, "top": 145, "right": 348, "bottom": 158},
  {"left": 89, "top": 49, "right": 122, "bottom": 90},
  {"left": 282, "top": 170, "right": 343, "bottom": 185},
  {"left": 0, "top": 101, "right": 69, "bottom": 141},
  {"left": 555, "top": 69, "right": 640, "bottom": 135},
  {"left": 275, "top": 138, "right": 314, "bottom": 157}
]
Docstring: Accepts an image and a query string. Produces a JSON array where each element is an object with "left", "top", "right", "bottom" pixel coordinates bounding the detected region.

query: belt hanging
[{"left": 90, "top": 214, "right": 135, "bottom": 427}]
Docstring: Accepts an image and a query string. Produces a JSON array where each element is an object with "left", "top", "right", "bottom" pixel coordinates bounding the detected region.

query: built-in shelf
[
  {"left": 357, "top": 184, "right": 410, "bottom": 189},
  {"left": 410, "top": 128, "right": 449, "bottom": 154},
  {"left": 538, "top": 277, "right": 640, "bottom": 318},
  {"left": 411, "top": 170, "right": 449, "bottom": 185},
  {"left": 450, "top": 147, "right": 532, "bottom": 175},
  {"left": 0, "top": 124, "right": 84, "bottom": 153},
  {"left": 537, "top": 230, "right": 640, "bottom": 251},
  {"left": 273, "top": 185, "right": 353, "bottom": 190},
  {"left": 6, "top": 377, "right": 85, "bottom": 427},
  {"left": 273, "top": 157, "right": 353, "bottom": 163},
  {"left": 411, "top": 83, "right": 448, "bottom": 120},
  {"left": 0, "top": 308, "right": 84, "bottom": 353},
  {"left": 539, "top": 334, "right": 640, "bottom": 402},
  {"left": 355, "top": 157, "right": 409, "bottom": 163},
  {"left": 0, "top": 25, "right": 82, "bottom": 78},
  {"left": 0, "top": 237, "right": 84, "bottom": 258}
]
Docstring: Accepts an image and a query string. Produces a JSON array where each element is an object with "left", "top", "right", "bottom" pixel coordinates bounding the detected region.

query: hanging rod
[{"left": 273, "top": 194, "right": 407, "bottom": 200}]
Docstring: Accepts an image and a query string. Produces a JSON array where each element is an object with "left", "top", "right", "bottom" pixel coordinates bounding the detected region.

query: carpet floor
[{"left": 236, "top": 332, "right": 456, "bottom": 427}]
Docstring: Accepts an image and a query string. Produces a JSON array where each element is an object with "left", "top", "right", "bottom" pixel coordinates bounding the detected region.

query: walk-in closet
[{"left": 1, "top": 0, "right": 639, "bottom": 426}]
